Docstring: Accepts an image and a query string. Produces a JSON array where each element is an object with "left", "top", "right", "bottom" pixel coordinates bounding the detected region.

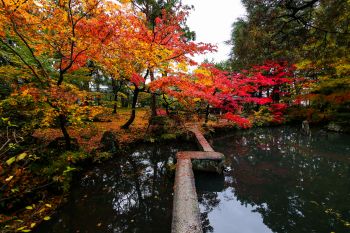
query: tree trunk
[
  {"left": 122, "top": 88, "right": 139, "bottom": 129},
  {"left": 59, "top": 114, "right": 71, "bottom": 150},
  {"left": 162, "top": 94, "right": 170, "bottom": 116},
  {"left": 121, "top": 92, "right": 129, "bottom": 108},
  {"left": 112, "top": 79, "right": 118, "bottom": 114},
  {"left": 165, "top": 104, "right": 170, "bottom": 116},
  {"left": 113, "top": 93, "right": 118, "bottom": 114},
  {"left": 272, "top": 86, "right": 280, "bottom": 103},
  {"left": 149, "top": 69, "right": 157, "bottom": 117},
  {"left": 205, "top": 104, "right": 210, "bottom": 124},
  {"left": 57, "top": 73, "right": 71, "bottom": 150},
  {"left": 205, "top": 91, "right": 216, "bottom": 123}
]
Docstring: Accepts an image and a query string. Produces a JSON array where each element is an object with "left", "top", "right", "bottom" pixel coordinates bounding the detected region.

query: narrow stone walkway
[
  {"left": 171, "top": 127, "right": 225, "bottom": 233},
  {"left": 188, "top": 127, "right": 215, "bottom": 152}
]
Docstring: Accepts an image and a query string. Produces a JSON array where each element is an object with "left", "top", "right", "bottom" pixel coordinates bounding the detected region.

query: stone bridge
[{"left": 171, "top": 127, "right": 225, "bottom": 233}]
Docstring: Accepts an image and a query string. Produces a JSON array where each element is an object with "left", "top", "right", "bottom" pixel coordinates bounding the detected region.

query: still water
[
  {"left": 36, "top": 127, "right": 350, "bottom": 233},
  {"left": 197, "top": 126, "right": 350, "bottom": 233},
  {"left": 35, "top": 142, "right": 197, "bottom": 233}
]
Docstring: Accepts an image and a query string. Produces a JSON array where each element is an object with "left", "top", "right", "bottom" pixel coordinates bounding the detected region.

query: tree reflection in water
[
  {"left": 35, "top": 142, "right": 197, "bottom": 233},
  {"left": 197, "top": 126, "right": 350, "bottom": 233}
]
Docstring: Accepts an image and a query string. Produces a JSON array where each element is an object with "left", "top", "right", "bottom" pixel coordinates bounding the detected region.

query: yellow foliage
[
  {"left": 41, "top": 109, "right": 59, "bottom": 127},
  {"left": 295, "top": 60, "right": 313, "bottom": 70},
  {"left": 194, "top": 67, "right": 211, "bottom": 76},
  {"left": 334, "top": 60, "right": 350, "bottom": 76}
]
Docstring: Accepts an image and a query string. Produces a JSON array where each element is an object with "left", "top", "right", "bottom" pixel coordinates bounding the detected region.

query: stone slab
[
  {"left": 189, "top": 128, "right": 215, "bottom": 152},
  {"left": 172, "top": 126, "right": 226, "bottom": 233},
  {"left": 171, "top": 158, "right": 203, "bottom": 233},
  {"left": 177, "top": 151, "right": 224, "bottom": 160}
]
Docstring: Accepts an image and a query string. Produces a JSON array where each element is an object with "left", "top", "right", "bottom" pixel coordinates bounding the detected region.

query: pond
[
  {"left": 35, "top": 142, "right": 197, "bottom": 233},
  {"left": 35, "top": 126, "right": 350, "bottom": 233},
  {"left": 197, "top": 126, "right": 350, "bottom": 233}
]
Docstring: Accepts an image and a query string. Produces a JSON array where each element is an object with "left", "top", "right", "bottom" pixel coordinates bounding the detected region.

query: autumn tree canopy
[
  {"left": 227, "top": 0, "right": 350, "bottom": 124},
  {"left": 1, "top": 1, "right": 349, "bottom": 231}
]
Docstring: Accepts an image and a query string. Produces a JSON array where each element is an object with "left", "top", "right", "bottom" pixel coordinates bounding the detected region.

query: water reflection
[
  {"left": 35, "top": 142, "right": 196, "bottom": 233},
  {"left": 197, "top": 126, "right": 350, "bottom": 233}
]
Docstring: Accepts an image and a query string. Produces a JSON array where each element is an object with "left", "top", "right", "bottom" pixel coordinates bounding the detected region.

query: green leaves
[
  {"left": 6, "top": 156, "right": 16, "bottom": 166},
  {"left": 17, "top": 152, "right": 28, "bottom": 161},
  {"left": 63, "top": 166, "right": 76, "bottom": 174},
  {"left": 16, "top": 226, "right": 31, "bottom": 232},
  {"left": 6, "top": 153, "right": 28, "bottom": 166}
]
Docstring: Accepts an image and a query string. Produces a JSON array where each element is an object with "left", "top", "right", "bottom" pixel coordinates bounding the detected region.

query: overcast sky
[{"left": 182, "top": 0, "right": 246, "bottom": 63}]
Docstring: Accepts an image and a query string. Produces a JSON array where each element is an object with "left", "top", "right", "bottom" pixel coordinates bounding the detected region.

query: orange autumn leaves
[{"left": 0, "top": 0, "right": 214, "bottom": 130}]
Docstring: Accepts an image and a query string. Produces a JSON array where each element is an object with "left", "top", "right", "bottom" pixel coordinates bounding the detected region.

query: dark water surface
[
  {"left": 197, "top": 126, "right": 350, "bottom": 233},
  {"left": 35, "top": 142, "right": 197, "bottom": 233},
  {"left": 36, "top": 127, "right": 350, "bottom": 233}
]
